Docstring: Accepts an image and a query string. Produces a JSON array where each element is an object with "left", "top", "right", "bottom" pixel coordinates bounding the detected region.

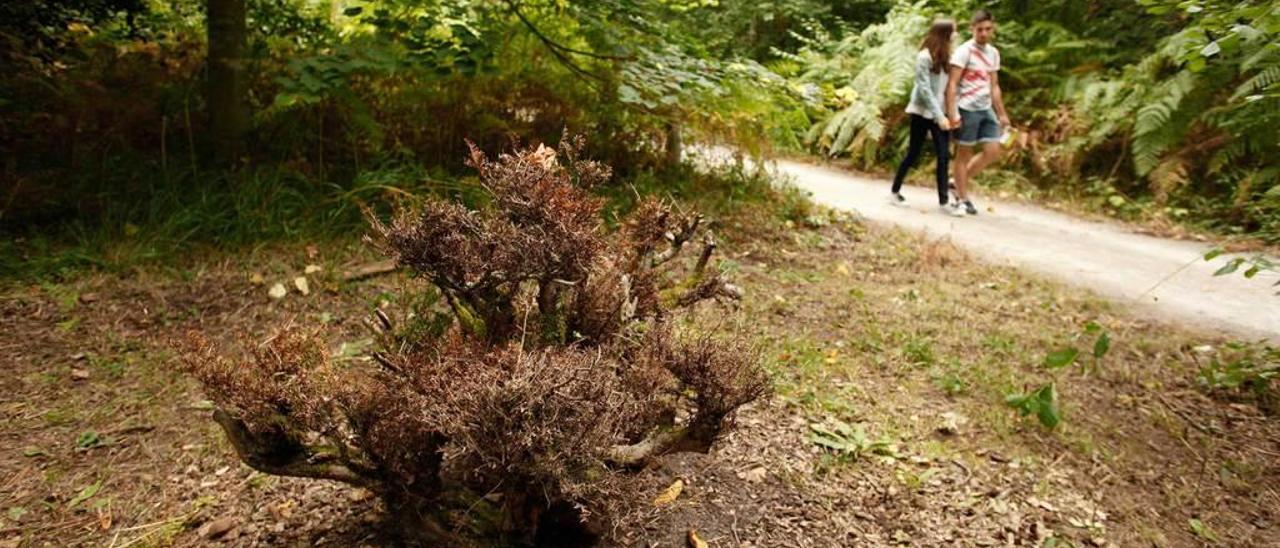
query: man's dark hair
[{"left": 972, "top": 9, "right": 994, "bottom": 24}]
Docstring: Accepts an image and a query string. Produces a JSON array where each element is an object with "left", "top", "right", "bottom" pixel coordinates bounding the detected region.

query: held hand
[
  {"left": 949, "top": 116, "right": 962, "bottom": 129},
  {"left": 937, "top": 117, "right": 951, "bottom": 131},
  {"left": 998, "top": 114, "right": 1011, "bottom": 128}
]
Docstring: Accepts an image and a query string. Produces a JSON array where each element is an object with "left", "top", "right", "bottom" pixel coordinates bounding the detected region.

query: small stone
[
  {"left": 743, "top": 466, "right": 768, "bottom": 483},
  {"left": 304, "top": 264, "right": 322, "bottom": 274},
  {"left": 268, "top": 283, "right": 287, "bottom": 300},
  {"left": 293, "top": 276, "right": 310, "bottom": 296},
  {"left": 71, "top": 368, "right": 90, "bottom": 380},
  {"left": 78, "top": 293, "right": 99, "bottom": 304}
]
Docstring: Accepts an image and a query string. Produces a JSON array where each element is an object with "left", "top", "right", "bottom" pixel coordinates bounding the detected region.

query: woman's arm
[
  {"left": 916, "top": 55, "right": 947, "bottom": 122},
  {"left": 913, "top": 55, "right": 947, "bottom": 123}
]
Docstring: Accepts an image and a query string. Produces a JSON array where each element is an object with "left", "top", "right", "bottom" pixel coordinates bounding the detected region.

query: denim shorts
[{"left": 956, "top": 108, "right": 1002, "bottom": 146}]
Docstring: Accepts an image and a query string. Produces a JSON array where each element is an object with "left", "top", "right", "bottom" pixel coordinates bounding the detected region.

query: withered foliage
[{"left": 182, "top": 137, "right": 768, "bottom": 544}]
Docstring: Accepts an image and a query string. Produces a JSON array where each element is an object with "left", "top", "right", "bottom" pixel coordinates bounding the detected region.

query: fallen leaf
[
  {"left": 836, "top": 263, "right": 851, "bottom": 276},
  {"left": 78, "top": 293, "right": 99, "bottom": 304},
  {"left": 743, "top": 466, "right": 767, "bottom": 483},
  {"left": 270, "top": 500, "right": 294, "bottom": 519},
  {"left": 199, "top": 516, "right": 236, "bottom": 539},
  {"left": 305, "top": 245, "right": 319, "bottom": 259},
  {"left": 304, "top": 264, "right": 323, "bottom": 274},
  {"left": 67, "top": 480, "right": 103, "bottom": 508},
  {"left": 293, "top": 276, "right": 310, "bottom": 296},
  {"left": 268, "top": 283, "right": 287, "bottom": 299},
  {"left": 71, "top": 368, "right": 90, "bottom": 380},
  {"left": 938, "top": 411, "right": 967, "bottom": 435},
  {"left": 653, "top": 478, "right": 684, "bottom": 507},
  {"left": 687, "top": 529, "right": 708, "bottom": 548},
  {"left": 249, "top": 273, "right": 265, "bottom": 285}
]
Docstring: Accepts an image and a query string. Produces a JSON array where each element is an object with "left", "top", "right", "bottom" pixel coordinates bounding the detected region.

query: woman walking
[{"left": 890, "top": 18, "right": 964, "bottom": 217}]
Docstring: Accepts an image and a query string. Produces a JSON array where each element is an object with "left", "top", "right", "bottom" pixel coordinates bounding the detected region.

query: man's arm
[
  {"left": 991, "top": 70, "right": 1010, "bottom": 127},
  {"left": 946, "top": 65, "right": 964, "bottom": 128}
]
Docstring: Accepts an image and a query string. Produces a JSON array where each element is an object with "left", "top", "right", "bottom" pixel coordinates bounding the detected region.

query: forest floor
[{"left": 2, "top": 205, "right": 1278, "bottom": 547}]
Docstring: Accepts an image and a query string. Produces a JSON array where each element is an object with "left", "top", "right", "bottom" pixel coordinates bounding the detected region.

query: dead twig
[{"left": 342, "top": 259, "right": 398, "bottom": 281}]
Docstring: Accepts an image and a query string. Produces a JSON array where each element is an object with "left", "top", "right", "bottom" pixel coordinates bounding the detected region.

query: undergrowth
[{"left": 2, "top": 156, "right": 808, "bottom": 284}]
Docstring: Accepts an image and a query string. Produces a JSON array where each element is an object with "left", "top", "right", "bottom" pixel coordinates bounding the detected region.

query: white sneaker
[
  {"left": 890, "top": 192, "right": 907, "bottom": 206},
  {"left": 939, "top": 204, "right": 965, "bottom": 217}
]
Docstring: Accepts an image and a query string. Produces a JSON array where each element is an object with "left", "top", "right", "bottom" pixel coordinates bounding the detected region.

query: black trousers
[{"left": 891, "top": 114, "right": 950, "bottom": 205}]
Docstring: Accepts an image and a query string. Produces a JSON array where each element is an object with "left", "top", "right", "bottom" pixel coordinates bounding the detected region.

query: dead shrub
[{"left": 181, "top": 136, "right": 768, "bottom": 545}]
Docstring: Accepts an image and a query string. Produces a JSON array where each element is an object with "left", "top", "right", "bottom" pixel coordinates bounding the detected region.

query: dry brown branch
[
  {"left": 183, "top": 137, "right": 766, "bottom": 543},
  {"left": 342, "top": 259, "right": 399, "bottom": 281}
]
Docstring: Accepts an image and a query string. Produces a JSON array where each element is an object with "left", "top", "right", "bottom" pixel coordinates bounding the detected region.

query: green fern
[
  {"left": 1231, "top": 64, "right": 1280, "bottom": 101},
  {"left": 1132, "top": 71, "right": 1197, "bottom": 175}
]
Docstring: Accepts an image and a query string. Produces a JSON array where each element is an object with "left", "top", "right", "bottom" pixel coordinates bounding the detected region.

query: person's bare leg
[
  {"left": 965, "top": 142, "right": 1003, "bottom": 182},
  {"left": 954, "top": 145, "right": 975, "bottom": 201}
]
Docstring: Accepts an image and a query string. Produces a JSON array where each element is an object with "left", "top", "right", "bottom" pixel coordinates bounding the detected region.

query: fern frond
[
  {"left": 1231, "top": 65, "right": 1280, "bottom": 101},
  {"left": 1148, "top": 155, "right": 1189, "bottom": 203},
  {"left": 1133, "top": 71, "right": 1198, "bottom": 174}
]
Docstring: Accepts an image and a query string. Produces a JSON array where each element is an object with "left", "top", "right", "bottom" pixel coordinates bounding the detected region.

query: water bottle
[{"left": 1000, "top": 127, "right": 1017, "bottom": 148}]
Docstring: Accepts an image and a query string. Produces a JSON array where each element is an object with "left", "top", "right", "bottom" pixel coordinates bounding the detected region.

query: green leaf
[
  {"left": 617, "top": 84, "right": 641, "bottom": 104},
  {"left": 1244, "top": 266, "right": 1260, "bottom": 279},
  {"left": 7, "top": 506, "right": 27, "bottom": 521},
  {"left": 1043, "top": 347, "right": 1080, "bottom": 369},
  {"left": 1035, "top": 384, "right": 1061, "bottom": 429},
  {"left": 1083, "top": 321, "right": 1102, "bottom": 335},
  {"left": 67, "top": 480, "right": 102, "bottom": 509},
  {"left": 76, "top": 431, "right": 101, "bottom": 449},
  {"left": 1188, "top": 518, "right": 1219, "bottom": 543},
  {"left": 22, "top": 446, "right": 46, "bottom": 457},
  {"left": 343, "top": 6, "right": 363, "bottom": 16},
  {"left": 1203, "top": 248, "right": 1224, "bottom": 261},
  {"left": 1093, "top": 333, "right": 1111, "bottom": 359},
  {"left": 1213, "top": 258, "right": 1243, "bottom": 276}
]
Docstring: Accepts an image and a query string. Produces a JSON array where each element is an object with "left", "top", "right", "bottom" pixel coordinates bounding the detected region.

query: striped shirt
[{"left": 950, "top": 40, "right": 1000, "bottom": 111}]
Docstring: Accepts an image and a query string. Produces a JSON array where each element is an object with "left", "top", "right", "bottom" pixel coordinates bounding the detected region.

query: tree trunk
[
  {"left": 206, "top": 0, "right": 248, "bottom": 167},
  {"left": 664, "top": 121, "right": 682, "bottom": 169}
]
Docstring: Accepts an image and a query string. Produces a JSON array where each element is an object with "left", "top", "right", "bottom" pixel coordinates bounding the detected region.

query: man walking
[{"left": 945, "top": 9, "right": 1010, "bottom": 215}]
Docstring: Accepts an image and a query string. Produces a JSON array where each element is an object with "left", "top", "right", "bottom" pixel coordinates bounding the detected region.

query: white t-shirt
[{"left": 950, "top": 39, "right": 1000, "bottom": 111}]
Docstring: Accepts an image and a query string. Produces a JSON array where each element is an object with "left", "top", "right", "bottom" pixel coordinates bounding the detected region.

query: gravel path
[{"left": 770, "top": 159, "right": 1280, "bottom": 341}]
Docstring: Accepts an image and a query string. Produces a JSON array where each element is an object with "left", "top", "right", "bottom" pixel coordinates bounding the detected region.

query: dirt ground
[{"left": 2, "top": 218, "right": 1277, "bottom": 547}]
